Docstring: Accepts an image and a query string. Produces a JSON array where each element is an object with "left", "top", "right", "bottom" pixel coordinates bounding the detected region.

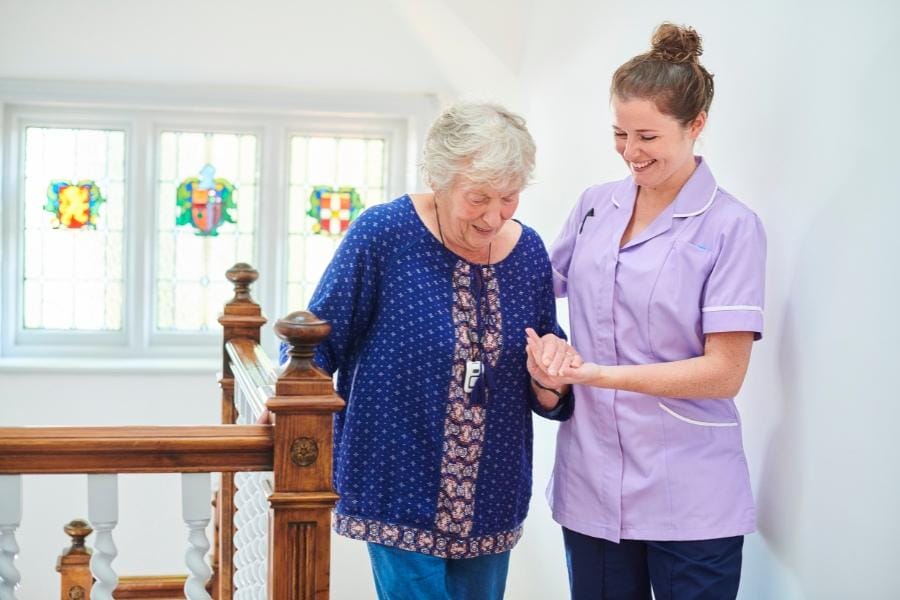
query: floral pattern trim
[
  {"left": 434, "top": 262, "right": 502, "bottom": 537},
  {"left": 334, "top": 513, "right": 522, "bottom": 559}
]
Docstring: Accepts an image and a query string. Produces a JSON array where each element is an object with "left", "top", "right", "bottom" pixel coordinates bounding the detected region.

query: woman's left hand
[
  {"left": 525, "top": 328, "right": 601, "bottom": 386},
  {"left": 525, "top": 328, "right": 582, "bottom": 376}
]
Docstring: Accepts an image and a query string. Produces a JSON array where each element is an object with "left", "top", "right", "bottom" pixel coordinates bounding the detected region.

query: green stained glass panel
[
  {"left": 155, "top": 130, "right": 258, "bottom": 332},
  {"left": 285, "top": 134, "right": 387, "bottom": 310}
]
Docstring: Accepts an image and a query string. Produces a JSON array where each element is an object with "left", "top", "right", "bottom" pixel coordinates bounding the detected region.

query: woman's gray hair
[{"left": 421, "top": 102, "right": 536, "bottom": 193}]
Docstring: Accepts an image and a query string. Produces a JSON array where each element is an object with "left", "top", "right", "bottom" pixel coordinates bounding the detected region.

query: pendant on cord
[{"left": 464, "top": 360, "right": 483, "bottom": 393}]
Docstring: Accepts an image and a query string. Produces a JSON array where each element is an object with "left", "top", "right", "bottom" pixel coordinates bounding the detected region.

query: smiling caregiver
[{"left": 526, "top": 22, "right": 767, "bottom": 600}]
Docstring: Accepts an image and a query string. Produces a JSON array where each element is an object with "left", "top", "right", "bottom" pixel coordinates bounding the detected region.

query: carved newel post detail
[
  {"left": 56, "top": 520, "right": 93, "bottom": 600},
  {"left": 267, "top": 311, "right": 345, "bottom": 600},
  {"left": 218, "top": 263, "right": 267, "bottom": 600}
]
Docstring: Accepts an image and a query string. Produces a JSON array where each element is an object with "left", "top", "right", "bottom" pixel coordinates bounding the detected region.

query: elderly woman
[{"left": 304, "top": 102, "right": 571, "bottom": 600}]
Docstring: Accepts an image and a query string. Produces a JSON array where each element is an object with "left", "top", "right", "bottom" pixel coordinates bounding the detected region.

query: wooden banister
[
  {"left": 0, "top": 426, "right": 273, "bottom": 474},
  {"left": 113, "top": 575, "right": 188, "bottom": 599},
  {"left": 57, "top": 519, "right": 92, "bottom": 600},
  {"left": 225, "top": 337, "right": 275, "bottom": 418},
  {"left": 217, "top": 262, "right": 268, "bottom": 600},
  {"left": 265, "top": 311, "right": 345, "bottom": 600},
  {"left": 0, "top": 262, "right": 342, "bottom": 600}
]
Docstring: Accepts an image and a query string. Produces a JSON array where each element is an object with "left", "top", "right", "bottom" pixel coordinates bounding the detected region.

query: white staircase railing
[
  {"left": 0, "top": 476, "right": 21, "bottom": 600},
  {"left": 87, "top": 474, "right": 119, "bottom": 600},
  {"left": 183, "top": 472, "right": 214, "bottom": 600},
  {"left": 229, "top": 345, "right": 276, "bottom": 600}
]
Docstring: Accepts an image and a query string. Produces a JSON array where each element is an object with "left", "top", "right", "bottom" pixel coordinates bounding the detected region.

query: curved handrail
[{"left": 225, "top": 337, "right": 276, "bottom": 422}]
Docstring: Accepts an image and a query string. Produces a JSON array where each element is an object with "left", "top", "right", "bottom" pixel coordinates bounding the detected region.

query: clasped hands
[{"left": 525, "top": 328, "right": 599, "bottom": 388}]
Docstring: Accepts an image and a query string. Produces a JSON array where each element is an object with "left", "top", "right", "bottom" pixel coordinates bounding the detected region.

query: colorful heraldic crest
[
  {"left": 44, "top": 180, "right": 105, "bottom": 229},
  {"left": 307, "top": 186, "right": 363, "bottom": 235},
  {"left": 176, "top": 164, "right": 237, "bottom": 236}
]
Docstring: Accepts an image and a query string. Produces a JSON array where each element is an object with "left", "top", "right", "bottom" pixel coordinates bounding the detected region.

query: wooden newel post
[
  {"left": 218, "top": 262, "right": 267, "bottom": 600},
  {"left": 267, "top": 311, "right": 345, "bottom": 600},
  {"left": 221, "top": 263, "right": 267, "bottom": 378},
  {"left": 56, "top": 519, "right": 93, "bottom": 600}
]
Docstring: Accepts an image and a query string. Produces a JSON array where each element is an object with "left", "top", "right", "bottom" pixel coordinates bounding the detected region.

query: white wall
[
  {"left": 516, "top": 1, "right": 900, "bottom": 598},
  {"left": 3, "top": 0, "right": 899, "bottom": 599}
]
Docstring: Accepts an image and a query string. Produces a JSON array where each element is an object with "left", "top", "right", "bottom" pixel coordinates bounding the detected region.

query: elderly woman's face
[{"left": 438, "top": 177, "right": 520, "bottom": 253}]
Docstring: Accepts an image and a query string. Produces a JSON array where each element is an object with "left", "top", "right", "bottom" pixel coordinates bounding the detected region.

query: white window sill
[{"left": 0, "top": 357, "right": 221, "bottom": 375}]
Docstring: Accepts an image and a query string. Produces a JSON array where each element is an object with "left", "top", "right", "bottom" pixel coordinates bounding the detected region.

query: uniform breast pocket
[{"left": 648, "top": 240, "right": 716, "bottom": 359}]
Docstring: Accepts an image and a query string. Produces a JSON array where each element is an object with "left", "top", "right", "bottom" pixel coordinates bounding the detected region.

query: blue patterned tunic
[{"left": 303, "top": 195, "right": 570, "bottom": 559}]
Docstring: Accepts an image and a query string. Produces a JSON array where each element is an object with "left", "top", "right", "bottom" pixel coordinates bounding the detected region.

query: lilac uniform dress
[{"left": 547, "top": 157, "right": 766, "bottom": 542}]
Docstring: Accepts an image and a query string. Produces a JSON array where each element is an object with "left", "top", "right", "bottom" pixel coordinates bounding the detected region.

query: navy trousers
[{"left": 562, "top": 527, "right": 743, "bottom": 600}]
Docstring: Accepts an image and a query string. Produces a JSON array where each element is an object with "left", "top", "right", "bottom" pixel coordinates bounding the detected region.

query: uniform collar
[{"left": 610, "top": 156, "right": 718, "bottom": 218}]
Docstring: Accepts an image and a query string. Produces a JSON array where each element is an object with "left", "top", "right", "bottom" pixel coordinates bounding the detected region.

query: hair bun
[{"left": 650, "top": 23, "right": 702, "bottom": 63}]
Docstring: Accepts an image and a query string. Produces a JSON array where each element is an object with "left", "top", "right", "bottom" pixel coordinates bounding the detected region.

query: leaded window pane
[
  {"left": 21, "top": 127, "right": 126, "bottom": 331},
  {"left": 286, "top": 136, "right": 386, "bottom": 310},
  {"left": 155, "top": 131, "right": 258, "bottom": 332}
]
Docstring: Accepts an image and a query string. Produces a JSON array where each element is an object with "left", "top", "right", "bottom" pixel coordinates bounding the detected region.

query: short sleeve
[
  {"left": 549, "top": 188, "right": 591, "bottom": 298},
  {"left": 701, "top": 212, "right": 767, "bottom": 340}
]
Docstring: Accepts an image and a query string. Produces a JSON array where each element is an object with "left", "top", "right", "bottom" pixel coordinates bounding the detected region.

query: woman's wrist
[
  {"left": 530, "top": 378, "right": 566, "bottom": 411},
  {"left": 531, "top": 377, "right": 562, "bottom": 396}
]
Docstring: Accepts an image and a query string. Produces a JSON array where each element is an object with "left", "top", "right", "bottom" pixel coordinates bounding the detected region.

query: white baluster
[
  {"left": 233, "top": 470, "right": 270, "bottom": 599},
  {"left": 88, "top": 474, "right": 118, "bottom": 600},
  {"left": 182, "top": 473, "right": 212, "bottom": 600},
  {"left": 0, "top": 476, "right": 22, "bottom": 600}
]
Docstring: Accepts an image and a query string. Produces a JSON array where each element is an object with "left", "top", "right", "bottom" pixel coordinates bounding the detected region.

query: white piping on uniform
[
  {"left": 552, "top": 267, "right": 568, "bottom": 282},
  {"left": 701, "top": 305, "right": 763, "bottom": 313},
  {"left": 674, "top": 185, "right": 718, "bottom": 218},
  {"left": 658, "top": 402, "right": 738, "bottom": 427}
]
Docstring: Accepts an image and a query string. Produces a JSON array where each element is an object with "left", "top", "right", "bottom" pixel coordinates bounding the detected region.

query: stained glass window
[
  {"left": 156, "top": 131, "right": 258, "bottom": 332},
  {"left": 45, "top": 180, "right": 105, "bottom": 229},
  {"left": 176, "top": 164, "right": 237, "bottom": 236},
  {"left": 22, "top": 127, "right": 126, "bottom": 331},
  {"left": 307, "top": 186, "right": 363, "bottom": 236},
  {"left": 287, "top": 136, "right": 386, "bottom": 311}
]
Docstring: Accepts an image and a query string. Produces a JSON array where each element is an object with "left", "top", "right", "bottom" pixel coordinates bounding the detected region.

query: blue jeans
[
  {"left": 563, "top": 527, "right": 743, "bottom": 600},
  {"left": 366, "top": 543, "right": 510, "bottom": 600}
]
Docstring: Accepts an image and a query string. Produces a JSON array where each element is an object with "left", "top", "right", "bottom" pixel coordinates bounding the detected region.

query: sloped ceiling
[
  {"left": 0, "top": 0, "right": 457, "bottom": 94},
  {"left": 0, "top": 0, "right": 529, "bottom": 100}
]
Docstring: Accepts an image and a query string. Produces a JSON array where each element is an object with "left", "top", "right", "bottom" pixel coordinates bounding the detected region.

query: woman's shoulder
[
  {"left": 352, "top": 195, "right": 416, "bottom": 229},
  {"left": 506, "top": 222, "right": 553, "bottom": 266},
  {"left": 707, "top": 187, "right": 766, "bottom": 234},
  {"left": 343, "top": 195, "right": 420, "bottom": 246},
  {"left": 515, "top": 221, "right": 545, "bottom": 247},
  {"left": 573, "top": 179, "right": 628, "bottom": 218}
]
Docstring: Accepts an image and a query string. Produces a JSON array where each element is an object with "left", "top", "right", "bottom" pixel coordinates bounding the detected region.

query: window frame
[
  {"left": 0, "top": 79, "right": 433, "bottom": 363},
  {"left": 1, "top": 107, "right": 139, "bottom": 357}
]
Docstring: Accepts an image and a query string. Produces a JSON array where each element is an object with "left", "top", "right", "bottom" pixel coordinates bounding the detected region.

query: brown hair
[{"left": 611, "top": 23, "right": 715, "bottom": 125}]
